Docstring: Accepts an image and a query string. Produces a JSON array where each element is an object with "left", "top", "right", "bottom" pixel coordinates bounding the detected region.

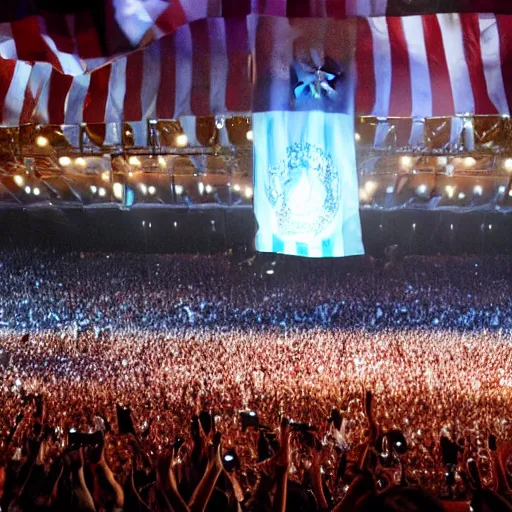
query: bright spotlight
[
  {"left": 450, "top": 224, "right": 454, "bottom": 230},
  {"left": 464, "top": 157, "right": 476, "bottom": 168},
  {"left": 266, "top": 269, "right": 275, "bottom": 275},
  {"left": 416, "top": 184, "right": 427, "bottom": 195},
  {"left": 498, "top": 185, "right": 506, "bottom": 194},
  {"left": 75, "top": 157, "right": 86, "bottom": 168},
  {"left": 458, "top": 192, "right": 466, "bottom": 200},
  {"left": 14, "top": 175, "right": 24, "bottom": 187},
  {"left": 205, "top": 184, "right": 213, "bottom": 194},
  {"left": 509, "top": 190, "right": 512, "bottom": 197},
  {"left": 198, "top": 182, "right": 205, "bottom": 195},
  {"left": 174, "top": 184, "right": 184, "bottom": 195},
  {"left": 24, "top": 186, "right": 31, "bottom": 194},
  {"left": 98, "top": 187, "right": 106, "bottom": 197},
  {"left": 489, "top": 224, "right": 492, "bottom": 230},
  {"left": 113, "top": 182, "right": 123, "bottom": 200},
  {"left": 473, "top": 185, "right": 483, "bottom": 196},
  {"left": 173, "top": 221, "right": 178, "bottom": 228},
  {"left": 148, "top": 185, "right": 156, "bottom": 195},
  {"left": 176, "top": 134, "right": 188, "bottom": 147},
  {"left": 33, "top": 187, "right": 40, "bottom": 196},
  {"left": 412, "top": 223, "right": 416, "bottom": 230},
  {"left": 129, "top": 156, "right": 141, "bottom": 166},
  {"left": 504, "top": 158, "right": 512, "bottom": 172},
  {"left": 139, "top": 183, "right": 147, "bottom": 195},
  {"left": 233, "top": 184, "right": 241, "bottom": 192},
  {"left": 365, "top": 180, "right": 377, "bottom": 194},
  {"left": 158, "top": 156, "right": 166, "bottom": 168},
  {"left": 59, "top": 156, "right": 71, "bottom": 167},
  {"left": 437, "top": 156, "right": 448, "bottom": 166},
  {"left": 386, "top": 185, "right": 394, "bottom": 194},
  {"left": 400, "top": 156, "right": 412, "bottom": 168},
  {"left": 90, "top": 185, "right": 97, "bottom": 194},
  {"left": 355, "top": 132, "right": 361, "bottom": 142},
  {"left": 245, "top": 187, "right": 253, "bottom": 198},
  {"left": 445, "top": 185, "right": 455, "bottom": 198},
  {"left": 246, "top": 130, "right": 253, "bottom": 142},
  {"left": 101, "top": 171, "right": 110, "bottom": 182},
  {"left": 36, "top": 135, "right": 49, "bottom": 148}
]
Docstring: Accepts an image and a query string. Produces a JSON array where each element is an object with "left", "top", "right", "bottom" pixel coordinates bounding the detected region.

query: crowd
[{"left": 0, "top": 250, "right": 511, "bottom": 510}]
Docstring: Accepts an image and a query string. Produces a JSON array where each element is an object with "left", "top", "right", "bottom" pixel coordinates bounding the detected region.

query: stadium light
[
  {"left": 245, "top": 187, "right": 253, "bottom": 198},
  {"left": 473, "top": 185, "right": 483, "bottom": 196},
  {"left": 98, "top": 187, "right": 106, "bottom": 197},
  {"left": 498, "top": 185, "right": 506, "bottom": 194},
  {"left": 148, "top": 186, "right": 156, "bottom": 195},
  {"left": 90, "top": 185, "right": 97, "bottom": 194},
  {"left": 233, "top": 184, "right": 241, "bottom": 192},
  {"left": 158, "top": 156, "right": 166, "bottom": 168},
  {"left": 198, "top": 182, "right": 205, "bottom": 195},
  {"left": 113, "top": 183, "right": 123, "bottom": 200},
  {"left": 400, "top": 156, "right": 412, "bottom": 168},
  {"left": 412, "top": 223, "right": 416, "bottom": 230},
  {"left": 101, "top": 171, "right": 110, "bottom": 182},
  {"left": 355, "top": 132, "right": 361, "bottom": 142},
  {"left": 174, "top": 185, "right": 184, "bottom": 195},
  {"left": 139, "top": 184, "right": 147, "bottom": 195},
  {"left": 176, "top": 134, "right": 188, "bottom": 147},
  {"left": 36, "top": 136, "right": 49, "bottom": 148},
  {"left": 129, "top": 156, "right": 141, "bottom": 166},
  {"left": 24, "top": 186, "right": 31, "bottom": 194},
  {"left": 458, "top": 192, "right": 466, "bottom": 200},
  {"left": 246, "top": 130, "right": 253, "bottom": 142},
  {"left": 416, "top": 184, "right": 427, "bottom": 195},
  {"left": 464, "top": 157, "right": 476, "bottom": 168},
  {"left": 504, "top": 158, "right": 512, "bottom": 172},
  {"left": 14, "top": 175, "right": 24, "bottom": 187},
  {"left": 33, "top": 187, "right": 40, "bottom": 196},
  {"left": 173, "top": 221, "right": 178, "bottom": 227},
  {"left": 365, "top": 180, "right": 377, "bottom": 194},
  {"left": 386, "top": 185, "right": 394, "bottom": 194},
  {"left": 75, "top": 157, "right": 86, "bottom": 167},
  {"left": 445, "top": 185, "right": 456, "bottom": 198},
  {"left": 205, "top": 185, "right": 213, "bottom": 194},
  {"left": 59, "top": 156, "right": 71, "bottom": 167}
]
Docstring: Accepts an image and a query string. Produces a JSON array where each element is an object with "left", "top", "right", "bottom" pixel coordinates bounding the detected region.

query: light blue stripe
[
  {"left": 296, "top": 242, "right": 308, "bottom": 257},
  {"left": 272, "top": 235, "right": 285, "bottom": 254},
  {"left": 322, "top": 238, "right": 333, "bottom": 258}
]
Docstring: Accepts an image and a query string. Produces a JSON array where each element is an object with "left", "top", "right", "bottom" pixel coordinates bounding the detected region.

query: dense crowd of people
[{"left": 0, "top": 249, "right": 512, "bottom": 510}]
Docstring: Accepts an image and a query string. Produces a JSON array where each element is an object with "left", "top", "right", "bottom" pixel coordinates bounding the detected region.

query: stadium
[{"left": 0, "top": 1, "right": 512, "bottom": 511}]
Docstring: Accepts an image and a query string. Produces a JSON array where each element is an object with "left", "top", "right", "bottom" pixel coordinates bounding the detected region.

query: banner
[{"left": 252, "top": 16, "right": 364, "bottom": 258}]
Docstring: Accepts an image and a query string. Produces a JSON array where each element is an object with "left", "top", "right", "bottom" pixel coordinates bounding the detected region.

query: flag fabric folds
[{"left": 252, "top": 16, "right": 364, "bottom": 258}]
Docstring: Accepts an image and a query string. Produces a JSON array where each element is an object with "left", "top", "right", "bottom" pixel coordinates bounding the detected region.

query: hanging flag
[{"left": 252, "top": 16, "right": 364, "bottom": 258}]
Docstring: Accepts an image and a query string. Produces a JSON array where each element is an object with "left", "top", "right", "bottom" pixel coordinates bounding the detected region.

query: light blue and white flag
[{"left": 252, "top": 16, "right": 364, "bottom": 258}]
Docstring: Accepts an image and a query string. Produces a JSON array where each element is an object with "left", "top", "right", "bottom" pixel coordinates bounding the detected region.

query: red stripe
[
  {"left": 355, "top": 19, "right": 375, "bottom": 116},
  {"left": 387, "top": 17, "right": 412, "bottom": 117},
  {"left": 190, "top": 20, "right": 211, "bottom": 116},
  {"left": 326, "top": 0, "right": 346, "bottom": 18},
  {"left": 154, "top": 2, "right": 189, "bottom": 36},
  {"left": 497, "top": 15, "right": 512, "bottom": 113},
  {"left": 44, "top": 12, "right": 75, "bottom": 54},
  {"left": 47, "top": 69, "right": 73, "bottom": 124},
  {"left": 123, "top": 51, "right": 144, "bottom": 122},
  {"left": 0, "top": 60, "right": 16, "bottom": 124},
  {"left": 83, "top": 65, "right": 111, "bottom": 124},
  {"left": 75, "top": 13, "right": 104, "bottom": 60},
  {"left": 459, "top": 13, "right": 497, "bottom": 115},
  {"left": 422, "top": 16, "right": 455, "bottom": 117},
  {"left": 225, "top": 19, "right": 250, "bottom": 113},
  {"left": 222, "top": 0, "right": 251, "bottom": 16},
  {"left": 156, "top": 35, "right": 176, "bottom": 119}
]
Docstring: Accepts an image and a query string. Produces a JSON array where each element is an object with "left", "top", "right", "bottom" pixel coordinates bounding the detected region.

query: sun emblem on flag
[{"left": 265, "top": 142, "right": 340, "bottom": 240}]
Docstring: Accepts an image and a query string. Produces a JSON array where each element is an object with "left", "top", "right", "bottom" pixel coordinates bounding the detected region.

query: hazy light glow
[
  {"left": 90, "top": 185, "right": 97, "bottom": 194},
  {"left": 14, "top": 175, "right": 24, "bottom": 187},
  {"left": 417, "top": 184, "right": 427, "bottom": 195},
  {"left": 355, "top": 132, "right": 361, "bottom": 142},
  {"left": 59, "top": 156, "right": 71, "bottom": 167},
  {"left": 36, "top": 136, "right": 49, "bottom": 148},
  {"left": 437, "top": 156, "right": 448, "bottom": 166},
  {"left": 246, "top": 130, "right": 253, "bottom": 142},
  {"left": 139, "top": 183, "right": 147, "bottom": 195},
  {"left": 98, "top": 187, "right": 106, "bottom": 197},
  {"left": 446, "top": 185, "right": 456, "bottom": 198},
  {"left": 504, "top": 158, "right": 512, "bottom": 172},
  {"left": 101, "top": 171, "right": 110, "bottom": 182},
  {"left": 33, "top": 187, "right": 40, "bottom": 196},
  {"left": 473, "top": 185, "right": 483, "bottom": 196},
  {"left": 400, "top": 156, "right": 412, "bottom": 168},
  {"left": 386, "top": 185, "right": 394, "bottom": 194},
  {"left": 129, "top": 156, "right": 141, "bottom": 166},
  {"left": 24, "top": 186, "right": 31, "bottom": 194},
  {"left": 75, "top": 157, "right": 86, "bottom": 168},
  {"left": 464, "top": 157, "right": 476, "bottom": 168},
  {"left": 113, "top": 183, "right": 123, "bottom": 200},
  {"left": 174, "top": 184, "right": 184, "bottom": 195},
  {"left": 245, "top": 187, "right": 253, "bottom": 198},
  {"left": 148, "top": 185, "right": 156, "bottom": 195},
  {"left": 176, "top": 134, "right": 188, "bottom": 147}
]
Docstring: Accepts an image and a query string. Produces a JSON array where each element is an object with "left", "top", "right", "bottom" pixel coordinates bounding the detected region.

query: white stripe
[
  {"left": 38, "top": 18, "right": 84, "bottom": 76},
  {"left": 479, "top": 14, "right": 509, "bottom": 115},
  {"left": 28, "top": 63, "right": 53, "bottom": 124},
  {"left": 64, "top": 74, "right": 91, "bottom": 125},
  {"left": 0, "top": 24, "right": 17, "bottom": 60},
  {"left": 104, "top": 58, "right": 127, "bottom": 124},
  {"left": 437, "top": 14, "right": 475, "bottom": 115},
  {"left": 174, "top": 24, "right": 193, "bottom": 116},
  {"left": 3, "top": 61, "right": 32, "bottom": 126},
  {"left": 208, "top": 19, "right": 228, "bottom": 114},
  {"left": 141, "top": 41, "right": 161, "bottom": 119},
  {"left": 402, "top": 16, "right": 432, "bottom": 118},
  {"left": 368, "top": 18, "right": 392, "bottom": 117},
  {"left": 450, "top": 116, "right": 463, "bottom": 148}
]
